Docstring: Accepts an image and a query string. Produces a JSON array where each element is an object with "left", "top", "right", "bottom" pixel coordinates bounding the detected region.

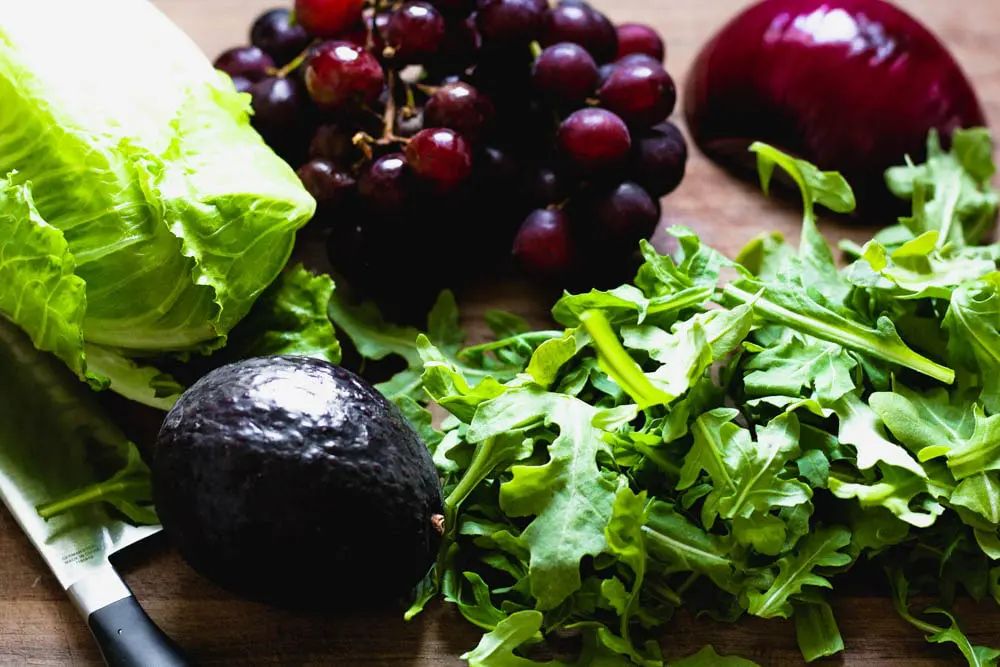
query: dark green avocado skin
[{"left": 152, "top": 355, "right": 443, "bottom": 610}]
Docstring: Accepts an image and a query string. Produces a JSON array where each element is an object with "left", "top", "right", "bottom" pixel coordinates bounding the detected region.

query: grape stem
[{"left": 275, "top": 40, "right": 319, "bottom": 79}]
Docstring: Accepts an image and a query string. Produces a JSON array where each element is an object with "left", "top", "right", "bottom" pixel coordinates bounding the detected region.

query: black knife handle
[{"left": 88, "top": 595, "right": 191, "bottom": 667}]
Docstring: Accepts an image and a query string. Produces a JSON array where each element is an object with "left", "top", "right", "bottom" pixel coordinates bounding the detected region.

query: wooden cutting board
[{"left": 2, "top": 1, "right": 999, "bottom": 665}]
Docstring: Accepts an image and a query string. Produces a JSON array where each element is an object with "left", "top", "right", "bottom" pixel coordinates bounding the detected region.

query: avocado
[{"left": 151, "top": 355, "right": 443, "bottom": 610}]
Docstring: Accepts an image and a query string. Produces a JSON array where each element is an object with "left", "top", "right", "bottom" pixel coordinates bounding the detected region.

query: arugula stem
[
  {"left": 648, "top": 580, "right": 683, "bottom": 606},
  {"left": 646, "top": 287, "right": 714, "bottom": 317},
  {"left": 457, "top": 331, "right": 564, "bottom": 360},
  {"left": 633, "top": 442, "right": 682, "bottom": 477},
  {"left": 676, "top": 572, "right": 700, "bottom": 596},
  {"left": 581, "top": 310, "right": 671, "bottom": 408},
  {"left": 36, "top": 479, "right": 150, "bottom": 520},
  {"left": 723, "top": 285, "right": 955, "bottom": 384}
]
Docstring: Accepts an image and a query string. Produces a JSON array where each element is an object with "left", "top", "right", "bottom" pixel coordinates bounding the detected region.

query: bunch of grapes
[{"left": 215, "top": 0, "right": 687, "bottom": 301}]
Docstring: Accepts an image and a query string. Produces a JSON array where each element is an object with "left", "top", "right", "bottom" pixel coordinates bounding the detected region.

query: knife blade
[{"left": 0, "top": 319, "right": 188, "bottom": 667}]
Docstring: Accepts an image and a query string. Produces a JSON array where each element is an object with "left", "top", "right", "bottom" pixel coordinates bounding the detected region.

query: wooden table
[{"left": 3, "top": 1, "right": 1000, "bottom": 665}]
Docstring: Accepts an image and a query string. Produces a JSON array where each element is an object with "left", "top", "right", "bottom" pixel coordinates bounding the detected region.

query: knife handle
[
  {"left": 69, "top": 564, "right": 190, "bottom": 667},
  {"left": 88, "top": 595, "right": 191, "bottom": 667}
]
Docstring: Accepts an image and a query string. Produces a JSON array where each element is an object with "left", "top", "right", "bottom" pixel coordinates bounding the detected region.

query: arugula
[{"left": 390, "top": 132, "right": 1000, "bottom": 667}]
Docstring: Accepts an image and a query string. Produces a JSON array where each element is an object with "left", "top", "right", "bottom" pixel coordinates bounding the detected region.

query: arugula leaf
[
  {"left": 944, "top": 275, "right": 1000, "bottom": 412},
  {"left": 891, "top": 568, "right": 1000, "bottom": 667},
  {"left": 828, "top": 464, "right": 948, "bottom": 528},
  {"left": 793, "top": 598, "right": 844, "bottom": 663},
  {"left": 553, "top": 284, "right": 712, "bottom": 328},
  {"left": 743, "top": 332, "right": 857, "bottom": 403},
  {"left": 746, "top": 526, "right": 852, "bottom": 619},
  {"left": 679, "top": 411, "right": 810, "bottom": 528},
  {"left": 216, "top": 264, "right": 341, "bottom": 364},
  {"left": 460, "top": 610, "right": 552, "bottom": 666},
  {"left": 667, "top": 645, "right": 759, "bottom": 666},
  {"left": 581, "top": 309, "right": 674, "bottom": 409},
  {"left": 832, "top": 392, "right": 927, "bottom": 477},
  {"left": 604, "top": 487, "right": 648, "bottom": 651},
  {"left": 468, "top": 389, "right": 622, "bottom": 610},
  {"left": 642, "top": 500, "right": 739, "bottom": 591},
  {"left": 942, "top": 406, "right": 1000, "bottom": 480},
  {"left": 869, "top": 386, "right": 975, "bottom": 461},
  {"left": 750, "top": 142, "right": 855, "bottom": 305},
  {"left": 885, "top": 128, "right": 998, "bottom": 249},
  {"left": 724, "top": 279, "right": 954, "bottom": 384}
]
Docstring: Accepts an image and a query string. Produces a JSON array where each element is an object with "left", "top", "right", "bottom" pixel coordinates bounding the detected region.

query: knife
[{"left": 0, "top": 320, "right": 189, "bottom": 667}]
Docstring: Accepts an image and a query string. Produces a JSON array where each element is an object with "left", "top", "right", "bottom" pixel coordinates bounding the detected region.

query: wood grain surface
[{"left": 3, "top": 1, "right": 1000, "bottom": 665}]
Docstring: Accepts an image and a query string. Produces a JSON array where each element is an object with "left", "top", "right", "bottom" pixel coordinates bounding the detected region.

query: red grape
[
  {"left": 477, "top": 0, "right": 547, "bottom": 47},
  {"left": 424, "top": 82, "right": 495, "bottom": 144},
  {"left": 305, "top": 41, "right": 385, "bottom": 110},
  {"left": 598, "top": 59, "right": 676, "bottom": 128},
  {"left": 584, "top": 181, "right": 659, "bottom": 250},
  {"left": 309, "top": 123, "right": 360, "bottom": 165},
  {"left": 296, "top": 158, "right": 357, "bottom": 212},
  {"left": 249, "top": 76, "right": 303, "bottom": 138},
  {"left": 615, "top": 23, "right": 665, "bottom": 63},
  {"left": 512, "top": 209, "right": 577, "bottom": 276},
  {"left": 295, "top": 0, "right": 366, "bottom": 38},
  {"left": 541, "top": 2, "right": 617, "bottom": 63},
  {"left": 631, "top": 121, "right": 687, "bottom": 197},
  {"left": 521, "top": 166, "right": 568, "bottom": 208},
  {"left": 358, "top": 153, "right": 412, "bottom": 215},
  {"left": 558, "top": 108, "right": 631, "bottom": 174},
  {"left": 251, "top": 9, "right": 311, "bottom": 66},
  {"left": 385, "top": 2, "right": 448, "bottom": 64},
  {"left": 405, "top": 128, "right": 474, "bottom": 193},
  {"left": 532, "top": 42, "right": 598, "bottom": 106},
  {"left": 214, "top": 46, "right": 275, "bottom": 81},
  {"left": 430, "top": 0, "right": 476, "bottom": 16}
]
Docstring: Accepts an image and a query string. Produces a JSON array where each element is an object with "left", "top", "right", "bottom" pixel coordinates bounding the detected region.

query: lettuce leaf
[{"left": 0, "top": 0, "right": 315, "bottom": 400}]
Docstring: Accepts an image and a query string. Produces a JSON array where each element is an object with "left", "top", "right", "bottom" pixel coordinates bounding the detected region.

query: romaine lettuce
[{"left": 0, "top": 0, "right": 316, "bottom": 405}]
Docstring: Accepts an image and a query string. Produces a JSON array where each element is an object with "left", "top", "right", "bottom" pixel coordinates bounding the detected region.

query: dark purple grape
[
  {"left": 371, "top": 12, "right": 390, "bottom": 54},
  {"left": 583, "top": 181, "right": 660, "bottom": 250},
  {"left": 309, "top": 123, "right": 360, "bottom": 164},
  {"left": 296, "top": 158, "right": 357, "bottom": 215},
  {"left": 616, "top": 23, "right": 665, "bottom": 63},
  {"left": 340, "top": 19, "right": 371, "bottom": 48},
  {"left": 587, "top": 8, "right": 619, "bottom": 64},
  {"left": 470, "top": 46, "right": 533, "bottom": 97},
  {"left": 250, "top": 8, "right": 311, "bottom": 66},
  {"left": 305, "top": 41, "right": 385, "bottom": 110},
  {"left": 214, "top": 46, "right": 275, "bottom": 81},
  {"left": 358, "top": 153, "right": 412, "bottom": 215},
  {"left": 521, "top": 166, "right": 568, "bottom": 208},
  {"left": 430, "top": 0, "right": 477, "bottom": 16},
  {"left": 476, "top": 0, "right": 547, "bottom": 47},
  {"left": 477, "top": 146, "right": 520, "bottom": 192},
  {"left": 512, "top": 209, "right": 577, "bottom": 277},
  {"left": 249, "top": 76, "right": 303, "bottom": 139},
  {"left": 385, "top": 2, "right": 447, "bottom": 64},
  {"left": 598, "top": 59, "right": 676, "bottom": 128},
  {"left": 429, "top": 15, "right": 481, "bottom": 71},
  {"left": 558, "top": 108, "right": 631, "bottom": 174},
  {"left": 540, "top": 3, "right": 617, "bottom": 63},
  {"left": 631, "top": 121, "right": 687, "bottom": 197},
  {"left": 532, "top": 42, "right": 598, "bottom": 106},
  {"left": 424, "top": 82, "right": 495, "bottom": 143},
  {"left": 230, "top": 75, "right": 254, "bottom": 94},
  {"left": 597, "top": 62, "right": 617, "bottom": 87},
  {"left": 405, "top": 128, "right": 474, "bottom": 193},
  {"left": 615, "top": 53, "right": 662, "bottom": 68}
]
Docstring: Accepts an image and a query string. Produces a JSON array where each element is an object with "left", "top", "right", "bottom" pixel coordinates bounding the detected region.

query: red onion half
[{"left": 684, "top": 0, "right": 987, "bottom": 213}]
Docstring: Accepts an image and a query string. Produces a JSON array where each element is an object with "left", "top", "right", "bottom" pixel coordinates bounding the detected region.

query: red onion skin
[{"left": 684, "top": 0, "right": 986, "bottom": 214}]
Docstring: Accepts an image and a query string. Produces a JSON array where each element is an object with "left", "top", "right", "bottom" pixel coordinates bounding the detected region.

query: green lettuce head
[{"left": 0, "top": 0, "right": 316, "bottom": 406}]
